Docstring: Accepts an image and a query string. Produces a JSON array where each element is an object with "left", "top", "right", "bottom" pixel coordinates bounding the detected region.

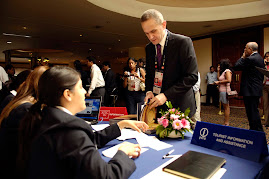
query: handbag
[
  {"left": 138, "top": 68, "right": 145, "bottom": 91},
  {"left": 140, "top": 81, "right": 145, "bottom": 91},
  {"left": 226, "top": 87, "right": 238, "bottom": 99}
]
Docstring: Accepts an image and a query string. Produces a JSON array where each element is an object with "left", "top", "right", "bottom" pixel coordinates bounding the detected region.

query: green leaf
[{"left": 184, "top": 107, "right": 190, "bottom": 116}]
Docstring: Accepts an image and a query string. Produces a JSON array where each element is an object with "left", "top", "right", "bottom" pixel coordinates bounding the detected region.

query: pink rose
[
  {"left": 172, "top": 119, "right": 183, "bottom": 130},
  {"left": 157, "top": 117, "right": 163, "bottom": 125},
  {"left": 181, "top": 118, "right": 190, "bottom": 129},
  {"left": 162, "top": 119, "right": 169, "bottom": 128},
  {"left": 170, "top": 114, "right": 180, "bottom": 120}
]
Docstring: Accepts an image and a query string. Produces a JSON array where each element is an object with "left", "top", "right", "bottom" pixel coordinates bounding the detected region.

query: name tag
[{"left": 153, "top": 71, "right": 163, "bottom": 94}]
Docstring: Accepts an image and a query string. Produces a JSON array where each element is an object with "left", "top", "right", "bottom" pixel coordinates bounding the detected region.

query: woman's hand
[
  {"left": 118, "top": 120, "right": 149, "bottom": 133},
  {"left": 214, "top": 81, "right": 220, "bottom": 85},
  {"left": 118, "top": 142, "right": 141, "bottom": 158}
]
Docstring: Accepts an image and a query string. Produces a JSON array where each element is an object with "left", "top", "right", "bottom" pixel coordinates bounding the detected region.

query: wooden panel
[{"left": 213, "top": 26, "right": 263, "bottom": 107}]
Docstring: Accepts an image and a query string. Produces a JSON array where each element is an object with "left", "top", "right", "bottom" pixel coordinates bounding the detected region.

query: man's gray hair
[{"left": 141, "top": 9, "right": 164, "bottom": 24}]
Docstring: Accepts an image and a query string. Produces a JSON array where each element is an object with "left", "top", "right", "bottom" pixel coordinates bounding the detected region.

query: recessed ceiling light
[
  {"left": 23, "top": 26, "right": 27, "bottom": 30},
  {"left": 6, "top": 41, "right": 12, "bottom": 44},
  {"left": 80, "top": 34, "right": 83, "bottom": 37},
  {"left": 3, "top": 33, "right": 31, "bottom": 38},
  {"left": 118, "top": 39, "right": 121, "bottom": 42},
  {"left": 108, "top": 47, "right": 112, "bottom": 50}
]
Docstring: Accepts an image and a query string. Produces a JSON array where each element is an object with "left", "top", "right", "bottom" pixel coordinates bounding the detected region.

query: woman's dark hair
[
  {"left": 0, "top": 66, "right": 48, "bottom": 125},
  {"left": 10, "top": 70, "right": 31, "bottom": 91},
  {"left": 264, "top": 52, "right": 269, "bottom": 59},
  {"left": 126, "top": 57, "right": 137, "bottom": 71},
  {"left": 74, "top": 60, "right": 82, "bottom": 71},
  {"left": 219, "top": 58, "right": 233, "bottom": 75},
  {"left": 17, "top": 66, "right": 80, "bottom": 171}
]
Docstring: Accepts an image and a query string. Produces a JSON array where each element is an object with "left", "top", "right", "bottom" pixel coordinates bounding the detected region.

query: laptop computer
[{"left": 76, "top": 96, "right": 101, "bottom": 125}]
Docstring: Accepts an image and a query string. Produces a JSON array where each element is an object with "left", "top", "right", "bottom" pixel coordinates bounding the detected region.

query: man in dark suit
[
  {"left": 141, "top": 9, "right": 198, "bottom": 117},
  {"left": 102, "top": 61, "right": 117, "bottom": 106},
  {"left": 234, "top": 42, "right": 265, "bottom": 131}
]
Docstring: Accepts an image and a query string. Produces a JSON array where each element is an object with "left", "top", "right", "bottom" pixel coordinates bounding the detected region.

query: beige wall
[
  {"left": 193, "top": 38, "right": 212, "bottom": 103},
  {"left": 264, "top": 27, "right": 269, "bottom": 53}
]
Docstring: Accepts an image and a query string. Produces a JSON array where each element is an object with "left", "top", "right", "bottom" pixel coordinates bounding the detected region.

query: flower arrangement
[{"left": 156, "top": 101, "right": 193, "bottom": 139}]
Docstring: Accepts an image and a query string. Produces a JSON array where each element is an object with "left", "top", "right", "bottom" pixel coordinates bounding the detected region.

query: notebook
[
  {"left": 163, "top": 150, "right": 226, "bottom": 179},
  {"left": 76, "top": 96, "right": 101, "bottom": 125}
]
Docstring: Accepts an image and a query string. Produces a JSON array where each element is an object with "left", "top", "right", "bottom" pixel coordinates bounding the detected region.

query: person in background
[
  {"left": 138, "top": 58, "right": 146, "bottom": 72},
  {"left": 233, "top": 42, "right": 265, "bottom": 131},
  {"left": 262, "top": 51, "right": 269, "bottom": 128},
  {"left": 0, "top": 70, "right": 31, "bottom": 114},
  {"left": 205, "top": 66, "right": 219, "bottom": 107},
  {"left": 214, "top": 59, "right": 233, "bottom": 126},
  {"left": 0, "top": 66, "right": 9, "bottom": 91},
  {"left": 102, "top": 61, "right": 117, "bottom": 106},
  {"left": 74, "top": 60, "right": 89, "bottom": 90},
  {"left": 18, "top": 66, "right": 148, "bottom": 178},
  {"left": 86, "top": 56, "right": 105, "bottom": 105},
  {"left": 0, "top": 66, "right": 48, "bottom": 179},
  {"left": 123, "top": 57, "right": 146, "bottom": 114},
  {"left": 140, "top": 9, "right": 198, "bottom": 118},
  {"left": 191, "top": 72, "right": 201, "bottom": 128},
  {"left": 5, "top": 64, "right": 15, "bottom": 83}
]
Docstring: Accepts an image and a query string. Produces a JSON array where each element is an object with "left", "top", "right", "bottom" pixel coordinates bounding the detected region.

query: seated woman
[
  {"left": 18, "top": 66, "right": 148, "bottom": 179},
  {"left": 0, "top": 66, "right": 48, "bottom": 178}
]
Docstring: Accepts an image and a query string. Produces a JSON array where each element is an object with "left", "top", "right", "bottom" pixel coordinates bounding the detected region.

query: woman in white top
[{"left": 123, "top": 58, "right": 146, "bottom": 114}]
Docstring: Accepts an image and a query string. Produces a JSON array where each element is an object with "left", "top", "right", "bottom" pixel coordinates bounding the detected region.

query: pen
[{"left": 162, "top": 149, "right": 174, "bottom": 159}]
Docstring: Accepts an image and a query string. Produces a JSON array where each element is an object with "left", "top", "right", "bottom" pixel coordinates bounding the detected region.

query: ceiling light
[
  {"left": 3, "top": 33, "right": 31, "bottom": 38},
  {"left": 23, "top": 26, "right": 27, "bottom": 30},
  {"left": 6, "top": 41, "right": 12, "bottom": 44},
  {"left": 80, "top": 34, "right": 83, "bottom": 37},
  {"left": 118, "top": 39, "right": 121, "bottom": 42},
  {"left": 108, "top": 47, "right": 111, "bottom": 50}
]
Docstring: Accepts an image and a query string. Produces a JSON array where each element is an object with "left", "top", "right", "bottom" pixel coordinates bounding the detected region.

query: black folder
[{"left": 163, "top": 150, "right": 226, "bottom": 179}]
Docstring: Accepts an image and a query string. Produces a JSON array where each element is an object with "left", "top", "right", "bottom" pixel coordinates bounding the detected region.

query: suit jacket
[
  {"left": 104, "top": 68, "right": 116, "bottom": 94},
  {"left": 145, "top": 31, "right": 198, "bottom": 117},
  {"left": 234, "top": 53, "right": 265, "bottom": 96},
  {"left": 0, "top": 102, "right": 32, "bottom": 178},
  {"left": 28, "top": 107, "right": 135, "bottom": 179}
]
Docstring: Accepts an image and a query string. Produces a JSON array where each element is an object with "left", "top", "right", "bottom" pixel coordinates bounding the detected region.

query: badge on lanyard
[
  {"left": 153, "top": 71, "right": 163, "bottom": 94},
  {"left": 153, "top": 32, "right": 168, "bottom": 95}
]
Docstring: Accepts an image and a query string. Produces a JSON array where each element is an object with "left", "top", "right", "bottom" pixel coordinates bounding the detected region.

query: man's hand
[
  {"left": 148, "top": 93, "right": 167, "bottom": 109},
  {"left": 86, "top": 93, "right": 90, "bottom": 97},
  {"left": 144, "top": 91, "right": 154, "bottom": 104},
  {"left": 242, "top": 52, "right": 246, "bottom": 59}
]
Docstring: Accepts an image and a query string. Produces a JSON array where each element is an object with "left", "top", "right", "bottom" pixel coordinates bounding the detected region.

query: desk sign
[
  {"left": 191, "top": 121, "right": 268, "bottom": 162},
  {"left": 99, "top": 107, "right": 128, "bottom": 121}
]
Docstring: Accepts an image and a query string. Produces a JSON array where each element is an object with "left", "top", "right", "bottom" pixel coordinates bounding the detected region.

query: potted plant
[{"left": 156, "top": 101, "right": 193, "bottom": 139}]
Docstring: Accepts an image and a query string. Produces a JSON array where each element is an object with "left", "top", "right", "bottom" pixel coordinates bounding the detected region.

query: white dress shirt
[
  {"left": 0, "top": 66, "right": 9, "bottom": 90},
  {"left": 88, "top": 64, "right": 105, "bottom": 94}
]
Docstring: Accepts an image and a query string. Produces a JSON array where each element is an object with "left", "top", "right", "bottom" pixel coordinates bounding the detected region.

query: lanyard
[{"left": 154, "top": 32, "right": 169, "bottom": 71}]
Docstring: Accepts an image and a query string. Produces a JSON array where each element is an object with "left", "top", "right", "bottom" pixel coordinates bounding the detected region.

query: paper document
[
  {"left": 117, "top": 128, "right": 140, "bottom": 140},
  {"left": 102, "top": 143, "right": 148, "bottom": 158},
  {"left": 136, "top": 132, "right": 173, "bottom": 150},
  {"left": 91, "top": 124, "right": 110, "bottom": 131},
  {"left": 117, "top": 129, "right": 173, "bottom": 150},
  {"left": 141, "top": 155, "right": 226, "bottom": 179}
]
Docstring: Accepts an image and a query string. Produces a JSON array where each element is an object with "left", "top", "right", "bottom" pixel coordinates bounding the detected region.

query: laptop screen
[{"left": 76, "top": 97, "right": 101, "bottom": 123}]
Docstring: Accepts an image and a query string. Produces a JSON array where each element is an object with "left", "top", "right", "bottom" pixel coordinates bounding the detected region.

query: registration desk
[{"left": 98, "top": 130, "right": 269, "bottom": 179}]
